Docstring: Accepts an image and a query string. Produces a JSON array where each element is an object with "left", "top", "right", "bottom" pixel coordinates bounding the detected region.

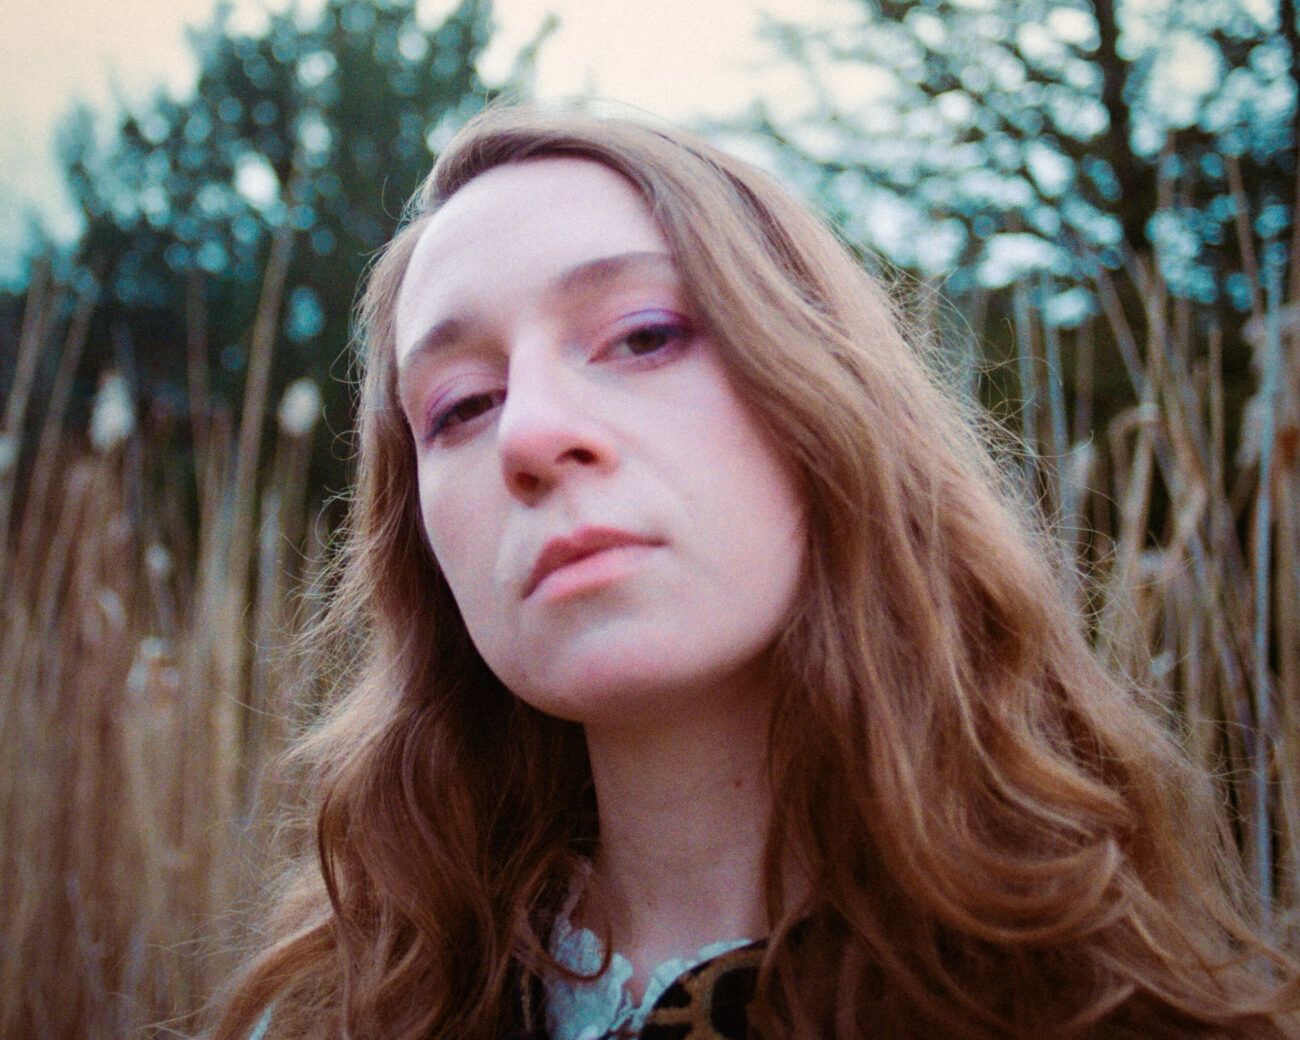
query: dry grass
[
  {"left": 1014, "top": 249, "right": 1300, "bottom": 918},
  {"left": 0, "top": 228, "right": 327, "bottom": 1039},
  {"left": 0, "top": 217, "right": 1297, "bottom": 1038}
]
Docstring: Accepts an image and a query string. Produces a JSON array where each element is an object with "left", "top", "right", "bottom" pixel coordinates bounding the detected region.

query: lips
[{"left": 524, "top": 526, "right": 659, "bottom": 598}]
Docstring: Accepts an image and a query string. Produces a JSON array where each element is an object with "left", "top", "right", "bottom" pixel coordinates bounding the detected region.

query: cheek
[
  {"left": 418, "top": 467, "right": 488, "bottom": 613},
  {"left": 702, "top": 394, "right": 803, "bottom": 532},
  {"left": 677, "top": 384, "right": 806, "bottom": 619}
]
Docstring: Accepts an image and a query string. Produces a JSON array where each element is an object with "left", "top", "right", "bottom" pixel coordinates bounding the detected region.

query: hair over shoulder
[{"left": 212, "top": 105, "right": 1300, "bottom": 1040}]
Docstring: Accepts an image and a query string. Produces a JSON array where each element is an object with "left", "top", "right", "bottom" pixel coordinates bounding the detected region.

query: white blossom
[
  {"left": 90, "top": 371, "right": 135, "bottom": 452},
  {"left": 277, "top": 377, "right": 323, "bottom": 437}
]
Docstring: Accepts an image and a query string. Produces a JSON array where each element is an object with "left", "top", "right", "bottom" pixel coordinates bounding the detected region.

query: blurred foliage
[
  {"left": 50, "top": 0, "right": 528, "bottom": 494},
  {"left": 745, "top": 0, "right": 1297, "bottom": 319}
]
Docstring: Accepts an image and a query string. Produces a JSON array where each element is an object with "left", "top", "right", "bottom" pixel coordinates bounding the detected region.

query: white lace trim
[{"left": 545, "top": 914, "right": 752, "bottom": 1040}]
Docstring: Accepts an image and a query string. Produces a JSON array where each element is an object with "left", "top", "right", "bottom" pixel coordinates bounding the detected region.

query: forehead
[{"left": 394, "top": 158, "right": 671, "bottom": 359}]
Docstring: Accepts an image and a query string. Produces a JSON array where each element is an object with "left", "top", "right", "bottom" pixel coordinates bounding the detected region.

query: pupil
[{"left": 630, "top": 328, "right": 665, "bottom": 354}]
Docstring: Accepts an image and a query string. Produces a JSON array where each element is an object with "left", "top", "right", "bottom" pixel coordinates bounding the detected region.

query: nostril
[
  {"left": 509, "top": 470, "right": 542, "bottom": 498},
  {"left": 497, "top": 411, "right": 617, "bottom": 501}
]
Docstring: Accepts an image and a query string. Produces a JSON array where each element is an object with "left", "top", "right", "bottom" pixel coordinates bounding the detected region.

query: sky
[{"left": 0, "top": 0, "right": 836, "bottom": 282}]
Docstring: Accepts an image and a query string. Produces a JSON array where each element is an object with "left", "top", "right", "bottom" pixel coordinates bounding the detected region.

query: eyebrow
[
  {"left": 396, "top": 249, "right": 679, "bottom": 392},
  {"left": 552, "top": 249, "right": 677, "bottom": 297}
]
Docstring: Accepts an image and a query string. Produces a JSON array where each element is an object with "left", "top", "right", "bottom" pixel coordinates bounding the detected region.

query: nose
[{"left": 496, "top": 351, "right": 618, "bottom": 503}]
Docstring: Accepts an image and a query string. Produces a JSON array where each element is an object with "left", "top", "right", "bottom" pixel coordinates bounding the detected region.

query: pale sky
[{"left": 0, "top": 0, "right": 836, "bottom": 280}]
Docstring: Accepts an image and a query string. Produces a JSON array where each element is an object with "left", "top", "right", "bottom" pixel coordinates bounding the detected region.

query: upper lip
[{"left": 524, "top": 526, "right": 659, "bottom": 597}]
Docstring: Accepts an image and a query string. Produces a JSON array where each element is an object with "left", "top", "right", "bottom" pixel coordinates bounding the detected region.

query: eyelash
[
  {"left": 422, "top": 314, "right": 693, "bottom": 444},
  {"left": 426, "top": 389, "right": 505, "bottom": 441},
  {"left": 607, "top": 322, "right": 694, "bottom": 362}
]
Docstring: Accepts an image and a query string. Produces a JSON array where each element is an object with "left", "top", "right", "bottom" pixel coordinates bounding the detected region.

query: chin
[
  {"left": 506, "top": 667, "right": 676, "bottom": 727},
  {"left": 503, "top": 647, "right": 775, "bottom": 730}
]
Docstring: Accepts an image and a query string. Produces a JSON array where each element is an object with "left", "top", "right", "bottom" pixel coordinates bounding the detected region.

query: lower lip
[{"left": 531, "top": 543, "right": 657, "bottom": 602}]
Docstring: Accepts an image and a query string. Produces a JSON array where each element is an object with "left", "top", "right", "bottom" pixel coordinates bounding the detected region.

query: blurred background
[{"left": 1, "top": 0, "right": 1297, "bottom": 1036}]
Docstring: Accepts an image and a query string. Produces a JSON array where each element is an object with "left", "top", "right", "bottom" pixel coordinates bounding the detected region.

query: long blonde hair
[{"left": 214, "top": 106, "right": 1298, "bottom": 1040}]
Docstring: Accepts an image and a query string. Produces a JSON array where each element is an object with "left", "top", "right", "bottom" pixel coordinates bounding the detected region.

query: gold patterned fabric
[
  {"left": 509, "top": 940, "right": 765, "bottom": 1040},
  {"left": 637, "top": 941, "right": 764, "bottom": 1040}
]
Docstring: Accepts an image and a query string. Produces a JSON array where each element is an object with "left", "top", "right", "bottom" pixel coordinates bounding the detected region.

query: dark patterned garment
[
  {"left": 636, "top": 940, "right": 764, "bottom": 1040},
  {"left": 507, "top": 940, "right": 766, "bottom": 1040}
]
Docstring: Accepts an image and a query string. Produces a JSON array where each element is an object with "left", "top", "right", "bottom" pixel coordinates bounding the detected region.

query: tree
[
  {"left": 744, "top": 0, "right": 1296, "bottom": 320},
  {"left": 56, "top": 0, "right": 530, "bottom": 490}
]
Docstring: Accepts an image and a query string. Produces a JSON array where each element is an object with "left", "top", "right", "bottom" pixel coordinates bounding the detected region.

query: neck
[{"left": 577, "top": 678, "right": 776, "bottom": 993}]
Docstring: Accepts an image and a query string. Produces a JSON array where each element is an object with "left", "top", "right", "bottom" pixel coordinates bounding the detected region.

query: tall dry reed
[
  {"left": 0, "top": 186, "right": 1296, "bottom": 1038},
  {"left": 0, "top": 225, "right": 327, "bottom": 1039}
]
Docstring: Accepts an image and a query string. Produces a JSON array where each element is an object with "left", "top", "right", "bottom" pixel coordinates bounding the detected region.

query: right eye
[{"left": 427, "top": 389, "right": 504, "bottom": 441}]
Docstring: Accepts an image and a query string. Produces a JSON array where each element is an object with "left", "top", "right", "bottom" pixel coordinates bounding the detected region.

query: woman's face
[{"left": 393, "top": 157, "right": 805, "bottom": 726}]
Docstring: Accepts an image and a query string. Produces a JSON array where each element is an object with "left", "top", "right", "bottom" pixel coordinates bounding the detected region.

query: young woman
[{"left": 215, "top": 107, "right": 1299, "bottom": 1040}]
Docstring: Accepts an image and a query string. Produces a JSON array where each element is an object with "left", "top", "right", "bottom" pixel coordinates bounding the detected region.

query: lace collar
[{"left": 544, "top": 911, "right": 753, "bottom": 1040}]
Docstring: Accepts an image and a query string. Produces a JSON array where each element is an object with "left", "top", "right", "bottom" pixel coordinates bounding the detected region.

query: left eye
[{"left": 609, "top": 323, "right": 688, "bottom": 358}]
